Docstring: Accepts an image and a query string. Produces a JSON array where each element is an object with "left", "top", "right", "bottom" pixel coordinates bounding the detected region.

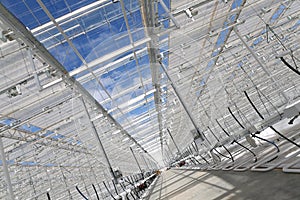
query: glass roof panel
[{"left": 1, "top": 1, "right": 299, "bottom": 197}]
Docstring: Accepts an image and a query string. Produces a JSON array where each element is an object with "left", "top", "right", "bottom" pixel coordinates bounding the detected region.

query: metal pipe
[
  {"left": 130, "top": 147, "right": 143, "bottom": 175},
  {"left": 166, "top": 128, "right": 181, "bottom": 155},
  {"left": 158, "top": 0, "right": 180, "bottom": 28},
  {"left": 160, "top": 61, "right": 204, "bottom": 140},
  {"left": 0, "top": 3, "right": 151, "bottom": 158},
  {"left": 0, "top": 137, "right": 15, "bottom": 199},
  {"left": 233, "top": 27, "right": 288, "bottom": 102},
  {"left": 166, "top": 142, "right": 174, "bottom": 159},
  {"left": 27, "top": 49, "right": 42, "bottom": 91},
  {"left": 80, "top": 97, "right": 116, "bottom": 181},
  {"left": 141, "top": 154, "right": 150, "bottom": 171}
]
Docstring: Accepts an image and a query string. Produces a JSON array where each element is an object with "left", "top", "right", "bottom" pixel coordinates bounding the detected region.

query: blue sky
[{"left": 0, "top": 0, "right": 170, "bottom": 149}]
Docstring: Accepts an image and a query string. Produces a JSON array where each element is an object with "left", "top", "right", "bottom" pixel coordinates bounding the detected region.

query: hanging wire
[
  {"left": 46, "top": 192, "right": 51, "bottom": 200},
  {"left": 246, "top": 1, "right": 300, "bottom": 78},
  {"left": 75, "top": 186, "right": 89, "bottom": 200},
  {"left": 244, "top": 90, "right": 265, "bottom": 120},
  {"left": 244, "top": 89, "right": 299, "bottom": 148},
  {"left": 112, "top": 180, "right": 119, "bottom": 196},
  {"left": 256, "top": 87, "right": 282, "bottom": 117},
  {"left": 228, "top": 107, "right": 245, "bottom": 129},
  {"left": 120, "top": 182, "right": 135, "bottom": 200},
  {"left": 193, "top": 140, "right": 210, "bottom": 164},
  {"left": 251, "top": 132, "right": 279, "bottom": 153},
  {"left": 270, "top": 126, "right": 300, "bottom": 148},
  {"left": 229, "top": 103, "right": 281, "bottom": 153},
  {"left": 288, "top": 113, "right": 300, "bottom": 125},
  {"left": 213, "top": 148, "right": 231, "bottom": 160},
  {"left": 266, "top": 24, "right": 270, "bottom": 43},
  {"left": 240, "top": 66, "right": 282, "bottom": 117},
  {"left": 240, "top": 66, "right": 271, "bottom": 117},
  {"left": 215, "top": 119, "right": 257, "bottom": 162},
  {"left": 124, "top": 178, "right": 140, "bottom": 198},
  {"left": 222, "top": 145, "right": 234, "bottom": 163},
  {"left": 290, "top": 50, "right": 299, "bottom": 70},
  {"left": 266, "top": 24, "right": 299, "bottom": 75},
  {"left": 257, "top": 89, "right": 271, "bottom": 117},
  {"left": 207, "top": 125, "right": 234, "bottom": 162},
  {"left": 103, "top": 181, "right": 117, "bottom": 200},
  {"left": 280, "top": 57, "right": 300, "bottom": 76},
  {"left": 92, "top": 184, "right": 100, "bottom": 200}
]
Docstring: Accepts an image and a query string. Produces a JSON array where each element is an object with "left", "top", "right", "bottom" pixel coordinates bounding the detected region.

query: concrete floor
[{"left": 148, "top": 169, "right": 300, "bottom": 200}]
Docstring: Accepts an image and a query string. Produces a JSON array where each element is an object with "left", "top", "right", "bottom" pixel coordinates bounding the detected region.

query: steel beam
[
  {"left": 130, "top": 147, "right": 143, "bottom": 174},
  {"left": 27, "top": 49, "right": 42, "bottom": 91},
  {"left": 0, "top": 137, "right": 15, "bottom": 199},
  {"left": 233, "top": 27, "right": 289, "bottom": 102},
  {"left": 159, "top": 0, "right": 180, "bottom": 28},
  {"left": 80, "top": 97, "right": 116, "bottom": 181},
  {"left": 160, "top": 61, "right": 204, "bottom": 141},
  {"left": 140, "top": 0, "right": 166, "bottom": 158},
  {"left": 0, "top": 3, "right": 153, "bottom": 160},
  {"left": 167, "top": 128, "right": 181, "bottom": 155},
  {"left": 141, "top": 154, "right": 150, "bottom": 171}
]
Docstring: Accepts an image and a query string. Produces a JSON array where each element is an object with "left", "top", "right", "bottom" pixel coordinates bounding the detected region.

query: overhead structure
[{"left": 0, "top": 0, "right": 299, "bottom": 199}]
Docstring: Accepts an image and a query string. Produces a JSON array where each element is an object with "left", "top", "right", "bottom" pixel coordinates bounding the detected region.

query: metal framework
[{"left": 0, "top": 0, "right": 299, "bottom": 199}]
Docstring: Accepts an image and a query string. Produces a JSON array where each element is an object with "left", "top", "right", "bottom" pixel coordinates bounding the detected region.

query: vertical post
[
  {"left": 164, "top": 148, "right": 171, "bottom": 164},
  {"left": 130, "top": 147, "right": 143, "bottom": 175},
  {"left": 233, "top": 27, "right": 288, "bottom": 102},
  {"left": 27, "top": 49, "right": 42, "bottom": 91},
  {"left": 165, "top": 142, "right": 174, "bottom": 159},
  {"left": 141, "top": 154, "right": 150, "bottom": 172},
  {"left": 147, "top": 157, "right": 155, "bottom": 170},
  {"left": 80, "top": 97, "right": 116, "bottom": 181},
  {"left": 160, "top": 61, "right": 204, "bottom": 141},
  {"left": 167, "top": 128, "right": 181, "bottom": 155},
  {"left": 0, "top": 137, "right": 15, "bottom": 199}
]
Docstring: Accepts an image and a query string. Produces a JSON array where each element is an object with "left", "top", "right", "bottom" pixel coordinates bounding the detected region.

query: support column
[
  {"left": 80, "top": 97, "right": 116, "bottom": 181},
  {"left": 233, "top": 27, "right": 288, "bottom": 102},
  {"left": 27, "top": 49, "right": 42, "bottom": 91},
  {"left": 141, "top": 154, "right": 150, "bottom": 172},
  {"left": 165, "top": 142, "right": 174, "bottom": 159},
  {"left": 130, "top": 147, "right": 143, "bottom": 175},
  {"left": 0, "top": 137, "right": 15, "bottom": 199},
  {"left": 160, "top": 61, "right": 204, "bottom": 141},
  {"left": 167, "top": 129, "right": 181, "bottom": 155},
  {"left": 163, "top": 148, "right": 171, "bottom": 164}
]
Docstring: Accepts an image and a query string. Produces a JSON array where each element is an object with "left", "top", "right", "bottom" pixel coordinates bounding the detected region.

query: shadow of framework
[{"left": 148, "top": 168, "right": 300, "bottom": 200}]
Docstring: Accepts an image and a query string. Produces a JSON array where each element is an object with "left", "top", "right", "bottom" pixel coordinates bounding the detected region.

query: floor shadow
[
  {"left": 209, "top": 169, "right": 300, "bottom": 200},
  {"left": 149, "top": 168, "right": 300, "bottom": 200}
]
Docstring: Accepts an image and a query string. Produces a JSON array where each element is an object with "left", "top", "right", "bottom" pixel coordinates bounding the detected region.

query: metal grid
[{"left": 0, "top": 0, "right": 299, "bottom": 199}]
